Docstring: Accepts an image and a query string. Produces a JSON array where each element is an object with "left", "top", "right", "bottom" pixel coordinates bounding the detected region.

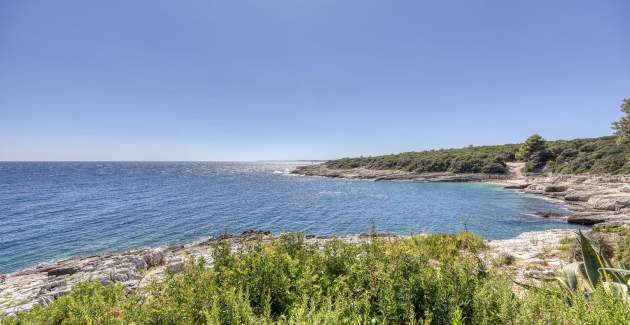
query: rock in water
[
  {"left": 533, "top": 212, "right": 562, "bottom": 218},
  {"left": 543, "top": 185, "right": 568, "bottom": 193}
]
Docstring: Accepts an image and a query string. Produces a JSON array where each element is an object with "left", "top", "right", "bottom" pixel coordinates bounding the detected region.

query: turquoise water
[{"left": 0, "top": 162, "right": 579, "bottom": 273}]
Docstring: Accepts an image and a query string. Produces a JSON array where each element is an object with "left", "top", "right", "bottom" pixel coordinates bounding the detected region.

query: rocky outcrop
[
  {"left": 487, "top": 229, "right": 576, "bottom": 283},
  {"left": 518, "top": 175, "right": 630, "bottom": 228},
  {"left": 292, "top": 165, "right": 510, "bottom": 182},
  {"left": 533, "top": 212, "right": 563, "bottom": 218},
  {"left": 565, "top": 191, "right": 602, "bottom": 202},
  {"left": 0, "top": 248, "right": 169, "bottom": 315},
  {"left": 0, "top": 230, "right": 275, "bottom": 316},
  {"left": 504, "top": 184, "right": 529, "bottom": 189},
  {"left": 587, "top": 195, "right": 630, "bottom": 211},
  {"left": 567, "top": 212, "right": 611, "bottom": 225},
  {"left": 543, "top": 185, "right": 569, "bottom": 193}
]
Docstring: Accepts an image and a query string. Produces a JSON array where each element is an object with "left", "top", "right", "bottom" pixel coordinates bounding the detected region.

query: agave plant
[{"left": 555, "top": 231, "right": 630, "bottom": 302}]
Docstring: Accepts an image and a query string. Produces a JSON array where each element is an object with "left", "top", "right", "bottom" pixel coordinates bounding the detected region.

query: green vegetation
[
  {"left": 545, "top": 136, "right": 630, "bottom": 174},
  {"left": 516, "top": 134, "right": 553, "bottom": 173},
  {"left": 555, "top": 231, "right": 630, "bottom": 302},
  {"left": 612, "top": 99, "right": 630, "bottom": 145},
  {"left": 326, "top": 135, "right": 630, "bottom": 175},
  {"left": 3, "top": 233, "right": 630, "bottom": 324},
  {"left": 615, "top": 235, "right": 630, "bottom": 269},
  {"left": 326, "top": 144, "right": 520, "bottom": 174},
  {"left": 559, "top": 236, "right": 574, "bottom": 253},
  {"left": 326, "top": 98, "right": 630, "bottom": 175},
  {"left": 515, "top": 134, "right": 546, "bottom": 161}
]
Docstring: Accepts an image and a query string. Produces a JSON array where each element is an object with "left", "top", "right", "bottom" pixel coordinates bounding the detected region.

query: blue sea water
[{"left": 0, "top": 161, "right": 580, "bottom": 274}]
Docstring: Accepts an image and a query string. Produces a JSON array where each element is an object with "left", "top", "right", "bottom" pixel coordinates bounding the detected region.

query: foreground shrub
[
  {"left": 516, "top": 286, "right": 630, "bottom": 324},
  {"left": 615, "top": 235, "right": 630, "bottom": 269},
  {"left": 4, "top": 282, "right": 139, "bottom": 324},
  {"left": 3, "top": 233, "right": 630, "bottom": 324}
]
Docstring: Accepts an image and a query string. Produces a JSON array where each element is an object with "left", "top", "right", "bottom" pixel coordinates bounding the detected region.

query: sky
[{"left": 1, "top": 0, "right": 629, "bottom": 161}]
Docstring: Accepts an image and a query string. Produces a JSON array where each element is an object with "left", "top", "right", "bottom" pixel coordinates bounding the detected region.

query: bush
[
  {"left": 3, "top": 233, "right": 629, "bottom": 324},
  {"left": 546, "top": 136, "right": 630, "bottom": 174},
  {"left": 612, "top": 98, "right": 630, "bottom": 145},
  {"left": 525, "top": 149, "right": 556, "bottom": 173},
  {"left": 615, "top": 235, "right": 630, "bottom": 269}
]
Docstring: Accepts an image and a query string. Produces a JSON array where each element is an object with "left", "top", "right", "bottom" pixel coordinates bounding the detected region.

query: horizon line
[{"left": 0, "top": 160, "right": 329, "bottom": 163}]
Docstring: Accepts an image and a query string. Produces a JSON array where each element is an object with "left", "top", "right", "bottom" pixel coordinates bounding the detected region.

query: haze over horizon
[{"left": 1, "top": 0, "right": 629, "bottom": 161}]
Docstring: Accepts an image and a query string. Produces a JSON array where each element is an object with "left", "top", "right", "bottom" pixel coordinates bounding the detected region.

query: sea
[{"left": 0, "top": 161, "right": 581, "bottom": 273}]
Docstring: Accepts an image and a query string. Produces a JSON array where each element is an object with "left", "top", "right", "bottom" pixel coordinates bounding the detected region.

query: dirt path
[
  {"left": 483, "top": 162, "right": 527, "bottom": 186},
  {"left": 507, "top": 162, "right": 526, "bottom": 180}
]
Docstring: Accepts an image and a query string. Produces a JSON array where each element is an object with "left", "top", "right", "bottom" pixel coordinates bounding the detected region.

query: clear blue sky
[{"left": 1, "top": 0, "right": 629, "bottom": 161}]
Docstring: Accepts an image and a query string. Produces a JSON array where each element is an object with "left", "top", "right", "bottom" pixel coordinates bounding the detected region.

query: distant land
[
  {"left": 308, "top": 99, "right": 630, "bottom": 177},
  {"left": 299, "top": 135, "right": 627, "bottom": 178}
]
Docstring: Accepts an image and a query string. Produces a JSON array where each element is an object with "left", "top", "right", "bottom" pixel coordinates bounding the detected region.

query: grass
[
  {"left": 534, "top": 246, "right": 554, "bottom": 260},
  {"left": 593, "top": 226, "right": 630, "bottom": 268},
  {"left": 2, "top": 233, "right": 630, "bottom": 324},
  {"left": 615, "top": 235, "right": 630, "bottom": 269},
  {"left": 559, "top": 236, "right": 574, "bottom": 253},
  {"left": 594, "top": 225, "right": 630, "bottom": 237}
]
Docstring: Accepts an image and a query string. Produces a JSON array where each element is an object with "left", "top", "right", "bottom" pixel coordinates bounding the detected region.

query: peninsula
[{"left": 293, "top": 102, "right": 630, "bottom": 231}]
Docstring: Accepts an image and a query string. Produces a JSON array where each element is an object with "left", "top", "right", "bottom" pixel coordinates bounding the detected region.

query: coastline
[
  {"left": 3, "top": 163, "right": 629, "bottom": 316},
  {"left": 292, "top": 163, "right": 630, "bottom": 230},
  {"left": 0, "top": 228, "right": 577, "bottom": 316}
]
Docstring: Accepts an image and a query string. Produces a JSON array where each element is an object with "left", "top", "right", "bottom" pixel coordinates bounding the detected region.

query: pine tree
[
  {"left": 612, "top": 98, "right": 630, "bottom": 145},
  {"left": 517, "top": 134, "right": 552, "bottom": 172},
  {"left": 516, "top": 134, "right": 546, "bottom": 161}
]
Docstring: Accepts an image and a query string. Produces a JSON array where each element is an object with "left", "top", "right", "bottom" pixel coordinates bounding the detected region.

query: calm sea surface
[{"left": 0, "top": 162, "right": 580, "bottom": 273}]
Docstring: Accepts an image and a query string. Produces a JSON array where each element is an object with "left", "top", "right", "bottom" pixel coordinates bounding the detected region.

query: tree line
[{"left": 326, "top": 98, "right": 630, "bottom": 175}]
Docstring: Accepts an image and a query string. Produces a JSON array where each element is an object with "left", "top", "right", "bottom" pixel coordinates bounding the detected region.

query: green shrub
[
  {"left": 2, "top": 282, "right": 140, "bottom": 324},
  {"left": 547, "top": 136, "right": 630, "bottom": 174},
  {"left": 516, "top": 286, "right": 630, "bottom": 324},
  {"left": 615, "top": 235, "right": 630, "bottom": 269},
  {"left": 524, "top": 150, "right": 552, "bottom": 173},
  {"left": 612, "top": 98, "right": 630, "bottom": 145},
  {"left": 3, "top": 233, "right": 629, "bottom": 325}
]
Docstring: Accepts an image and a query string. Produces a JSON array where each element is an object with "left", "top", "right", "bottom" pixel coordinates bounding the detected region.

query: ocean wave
[{"left": 318, "top": 191, "right": 345, "bottom": 196}]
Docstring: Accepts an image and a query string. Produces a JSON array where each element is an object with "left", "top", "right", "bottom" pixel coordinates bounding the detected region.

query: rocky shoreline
[
  {"left": 0, "top": 229, "right": 578, "bottom": 317},
  {"left": 518, "top": 175, "right": 630, "bottom": 228},
  {"left": 3, "top": 165, "right": 630, "bottom": 317},
  {"left": 1, "top": 230, "right": 310, "bottom": 316},
  {"left": 292, "top": 164, "right": 630, "bottom": 229},
  {"left": 292, "top": 164, "right": 512, "bottom": 182}
]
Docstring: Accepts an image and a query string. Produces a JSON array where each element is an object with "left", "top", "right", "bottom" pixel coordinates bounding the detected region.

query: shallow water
[{"left": 0, "top": 161, "right": 579, "bottom": 273}]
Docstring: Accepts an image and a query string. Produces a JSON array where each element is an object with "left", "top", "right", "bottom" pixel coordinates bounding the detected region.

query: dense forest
[
  {"left": 326, "top": 144, "right": 519, "bottom": 174},
  {"left": 326, "top": 99, "right": 630, "bottom": 176},
  {"left": 326, "top": 135, "right": 630, "bottom": 175}
]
